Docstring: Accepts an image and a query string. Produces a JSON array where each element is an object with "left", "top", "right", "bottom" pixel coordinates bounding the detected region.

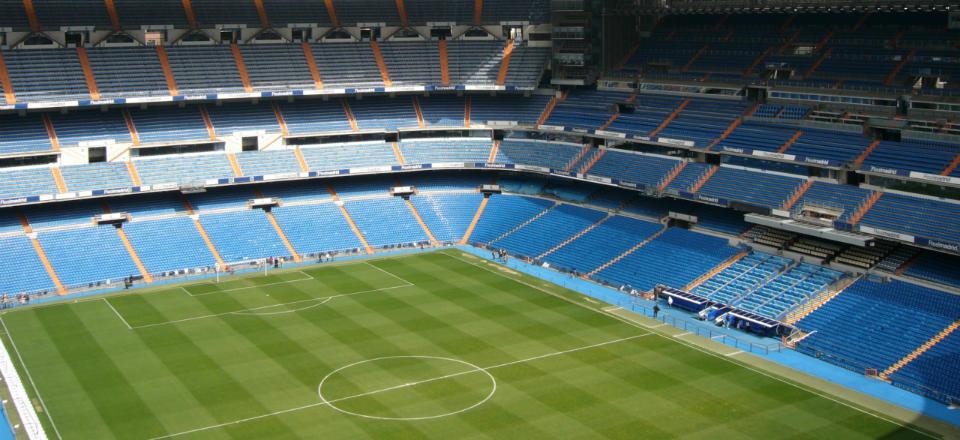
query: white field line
[
  {"left": 120, "top": 285, "right": 410, "bottom": 330},
  {"left": 0, "top": 319, "right": 63, "bottom": 440},
  {"left": 184, "top": 271, "right": 317, "bottom": 297},
  {"left": 146, "top": 334, "right": 651, "bottom": 440},
  {"left": 364, "top": 261, "right": 416, "bottom": 286},
  {"left": 439, "top": 252, "right": 939, "bottom": 440},
  {"left": 229, "top": 297, "right": 332, "bottom": 316},
  {"left": 103, "top": 299, "right": 132, "bottom": 330},
  {"left": 601, "top": 306, "right": 622, "bottom": 312},
  {"left": 726, "top": 350, "right": 744, "bottom": 357}
]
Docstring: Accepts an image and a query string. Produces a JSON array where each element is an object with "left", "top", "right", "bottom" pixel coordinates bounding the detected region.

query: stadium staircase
[
  {"left": 323, "top": 0, "right": 339, "bottom": 27},
  {"left": 537, "top": 91, "right": 567, "bottom": 126},
  {"left": 391, "top": 142, "right": 406, "bottom": 165},
  {"left": 370, "top": 41, "right": 393, "bottom": 87},
  {"left": 564, "top": 145, "right": 591, "bottom": 172},
  {"left": 743, "top": 47, "right": 773, "bottom": 77},
  {"left": 783, "top": 276, "right": 856, "bottom": 324},
  {"left": 460, "top": 197, "right": 489, "bottom": 245},
  {"left": 884, "top": 49, "right": 916, "bottom": 86},
  {"left": 122, "top": 109, "right": 141, "bottom": 145},
  {"left": 578, "top": 149, "right": 606, "bottom": 174},
  {"left": 438, "top": 40, "right": 450, "bottom": 86},
  {"left": 681, "top": 44, "right": 709, "bottom": 72},
  {"left": 941, "top": 153, "right": 960, "bottom": 176},
  {"left": 230, "top": 44, "right": 254, "bottom": 93},
  {"left": 412, "top": 96, "right": 426, "bottom": 128},
  {"left": 126, "top": 161, "right": 142, "bottom": 186},
  {"left": 683, "top": 248, "right": 751, "bottom": 291},
  {"left": 598, "top": 112, "right": 619, "bottom": 131},
  {"left": 17, "top": 213, "right": 66, "bottom": 294},
  {"left": 155, "top": 46, "right": 179, "bottom": 96},
  {"left": 587, "top": 224, "right": 669, "bottom": 277},
  {"left": 404, "top": 199, "right": 439, "bottom": 246},
  {"left": 848, "top": 191, "right": 883, "bottom": 225},
  {"left": 293, "top": 147, "right": 309, "bottom": 172},
  {"left": 199, "top": 106, "right": 218, "bottom": 141},
  {"left": 0, "top": 50, "right": 16, "bottom": 104},
  {"left": 853, "top": 140, "right": 882, "bottom": 168},
  {"left": 536, "top": 214, "right": 612, "bottom": 260},
  {"left": 227, "top": 153, "right": 244, "bottom": 177},
  {"left": 777, "top": 130, "right": 803, "bottom": 154},
  {"left": 780, "top": 30, "right": 801, "bottom": 54},
  {"left": 487, "top": 140, "right": 500, "bottom": 163},
  {"left": 254, "top": 190, "right": 302, "bottom": 262},
  {"left": 781, "top": 178, "right": 814, "bottom": 211},
  {"left": 254, "top": 0, "right": 271, "bottom": 29},
  {"left": 182, "top": 198, "right": 226, "bottom": 267},
  {"left": 301, "top": 43, "right": 324, "bottom": 90},
  {"left": 181, "top": 0, "right": 199, "bottom": 28},
  {"left": 649, "top": 99, "right": 690, "bottom": 137},
  {"left": 657, "top": 162, "right": 688, "bottom": 192},
  {"left": 464, "top": 95, "right": 472, "bottom": 128},
  {"left": 496, "top": 40, "right": 515, "bottom": 86},
  {"left": 803, "top": 47, "right": 832, "bottom": 79},
  {"left": 342, "top": 99, "right": 359, "bottom": 132},
  {"left": 103, "top": 203, "right": 154, "bottom": 282},
  {"left": 488, "top": 204, "right": 556, "bottom": 245},
  {"left": 50, "top": 168, "right": 67, "bottom": 193},
  {"left": 705, "top": 118, "right": 743, "bottom": 150},
  {"left": 272, "top": 103, "right": 290, "bottom": 136},
  {"left": 41, "top": 114, "right": 60, "bottom": 151},
  {"left": 880, "top": 320, "right": 960, "bottom": 380},
  {"left": 75, "top": 48, "right": 101, "bottom": 100},
  {"left": 326, "top": 184, "right": 374, "bottom": 254},
  {"left": 689, "top": 165, "right": 719, "bottom": 193}
]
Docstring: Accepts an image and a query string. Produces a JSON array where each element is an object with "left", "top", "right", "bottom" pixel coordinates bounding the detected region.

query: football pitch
[{"left": 0, "top": 250, "right": 938, "bottom": 439}]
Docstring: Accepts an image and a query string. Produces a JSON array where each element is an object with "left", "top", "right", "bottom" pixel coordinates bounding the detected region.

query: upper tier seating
[
  {"left": 48, "top": 110, "right": 132, "bottom": 147},
  {"left": 419, "top": 95, "right": 465, "bottom": 127},
  {"left": 165, "top": 45, "right": 245, "bottom": 94},
  {"left": 60, "top": 162, "right": 134, "bottom": 192},
  {"left": 797, "top": 279, "right": 960, "bottom": 375},
  {"left": 696, "top": 167, "right": 804, "bottom": 209},
  {"left": 379, "top": 42, "right": 442, "bottom": 87},
  {"left": 504, "top": 44, "right": 550, "bottom": 86},
  {"left": 299, "top": 142, "right": 398, "bottom": 171},
  {"left": 595, "top": 228, "right": 740, "bottom": 292},
  {"left": 400, "top": 140, "right": 495, "bottom": 164},
  {"left": 241, "top": 44, "right": 315, "bottom": 92},
  {"left": 0, "top": 114, "right": 53, "bottom": 155},
  {"left": 546, "top": 89, "right": 632, "bottom": 130},
  {"left": 859, "top": 193, "right": 960, "bottom": 244},
  {"left": 493, "top": 204, "right": 607, "bottom": 259},
  {"left": 310, "top": 43, "right": 383, "bottom": 89},
  {"left": 544, "top": 215, "right": 663, "bottom": 274},
  {"left": 653, "top": 98, "right": 748, "bottom": 147},
  {"left": 0, "top": 167, "right": 58, "bottom": 198},
  {"left": 498, "top": 140, "right": 583, "bottom": 170},
  {"left": 235, "top": 150, "right": 300, "bottom": 177},
  {"left": 206, "top": 102, "right": 281, "bottom": 135},
  {"left": 350, "top": 97, "right": 419, "bottom": 131},
  {"left": 280, "top": 99, "right": 352, "bottom": 135},
  {"left": 134, "top": 153, "right": 235, "bottom": 185},
  {"left": 86, "top": 47, "right": 170, "bottom": 98},
  {"left": 588, "top": 150, "right": 680, "bottom": 187},
  {"left": 129, "top": 106, "right": 210, "bottom": 144},
  {"left": 2, "top": 49, "right": 90, "bottom": 102},
  {"left": 471, "top": 95, "right": 551, "bottom": 126}
]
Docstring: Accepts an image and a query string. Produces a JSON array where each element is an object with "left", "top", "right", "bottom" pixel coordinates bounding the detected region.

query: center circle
[{"left": 318, "top": 356, "right": 496, "bottom": 421}]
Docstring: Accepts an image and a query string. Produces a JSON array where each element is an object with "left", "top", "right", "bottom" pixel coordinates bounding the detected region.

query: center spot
[{"left": 318, "top": 356, "right": 496, "bottom": 421}]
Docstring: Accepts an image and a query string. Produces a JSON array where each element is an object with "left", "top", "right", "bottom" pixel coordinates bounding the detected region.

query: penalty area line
[
  {"left": 183, "top": 270, "right": 317, "bottom": 297},
  {"left": 145, "top": 334, "right": 650, "bottom": 440}
]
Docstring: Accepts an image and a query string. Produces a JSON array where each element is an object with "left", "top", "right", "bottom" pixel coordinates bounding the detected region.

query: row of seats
[
  {"left": 0, "top": 0, "right": 549, "bottom": 30},
  {"left": 0, "top": 41, "right": 547, "bottom": 103}
]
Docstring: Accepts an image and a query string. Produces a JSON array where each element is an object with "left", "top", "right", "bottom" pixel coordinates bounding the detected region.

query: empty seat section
[
  {"left": 129, "top": 106, "right": 210, "bottom": 144},
  {"left": 38, "top": 225, "right": 139, "bottom": 286},
  {"left": 595, "top": 228, "right": 739, "bottom": 291},
  {"left": 310, "top": 43, "right": 383, "bottom": 89},
  {"left": 350, "top": 97, "right": 419, "bottom": 131},
  {"left": 241, "top": 44, "right": 315, "bottom": 92},
  {"left": 692, "top": 252, "right": 790, "bottom": 305},
  {"left": 664, "top": 162, "right": 711, "bottom": 194},
  {"left": 793, "top": 182, "right": 872, "bottom": 222},
  {"left": 399, "top": 140, "right": 494, "bottom": 164},
  {"left": 503, "top": 44, "right": 549, "bottom": 87},
  {"left": 0, "top": 235, "right": 55, "bottom": 294},
  {"left": 607, "top": 95, "right": 682, "bottom": 137},
  {"left": 262, "top": 0, "right": 332, "bottom": 28},
  {"left": 134, "top": 153, "right": 235, "bottom": 185},
  {"left": 797, "top": 279, "right": 960, "bottom": 374},
  {"left": 481, "top": 0, "right": 549, "bottom": 23},
  {"left": 786, "top": 129, "right": 872, "bottom": 165},
  {"left": 191, "top": 0, "right": 259, "bottom": 26},
  {"left": 299, "top": 142, "right": 397, "bottom": 170},
  {"left": 697, "top": 167, "right": 804, "bottom": 209},
  {"left": 859, "top": 193, "right": 960, "bottom": 244},
  {"left": 235, "top": 150, "right": 300, "bottom": 176},
  {"left": 498, "top": 140, "right": 582, "bottom": 169},
  {"left": 470, "top": 195, "right": 555, "bottom": 244},
  {"left": 904, "top": 252, "right": 960, "bottom": 289},
  {"left": 494, "top": 204, "right": 607, "bottom": 258},
  {"left": 60, "top": 162, "right": 133, "bottom": 191},
  {"left": 0, "top": 114, "right": 53, "bottom": 154},
  {"left": 655, "top": 98, "right": 748, "bottom": 147},
  {"left": 272, "top": 203, "right": 362, "bottom": 254},
  {"left": 3, "top": 49, "right": 90, "bottom": 102},
  {"left": 34, "top": 0, "right": 111, "bottom": 30},
  {"left": 861, "top": 139, "right": 958, "bottom": 175},
  {"left": 86, "top": 47, "right": 169, "bottom": 98},
  {"left": 0, "top": 167, "right": 58, "bottom": 199},
  {"left": 0, "top": 1, "right": 30, "bottom": 30},
  {"left": 108, "top": 194, "right": 182, "bottom": 217},
  {"left": 716, "top": 122, "right": 796, "bottom": 154},
  {"left": 546, "top": 89, "right": 630, "bottom": 130},
  {"left": 419, "top": 95, "right": 464, "bottom": 127},
  {"left": 280, "top": 99, "right": 351, "bottom": 135},
  {"left": 544, "top": 215, "right": 662, "bottom": 273},
  {"left": 186, "top": 186, "right": 256, "bottom": 211},
  {"left": 588, "top": 151, "right": 680, "bottom": 186},
  {"left": 114, "top": 0, "right": 188, "bottom": 28},
  {"left": 404, "top": 0, "right": 472, "bottom": 24},
  {"left": 446, "top": 41, "right": 504, "bottom": 85},
  {"left": 471, "top": 94, "right": 550, "bottom": 126},
  {"left": 166, "top": 45, "right": 245, "bottom": 94},
  {"left": 48, "top": 110, "right": 132, "bottom": 147},
  {"left": 123, "top": 217, "right": 215, "bottom": 273},
  {"left": 378, "top": 41, "right": 441, "bottom": 86},
  {"left": 891, "top": 330, "right": 960, "bottom": 402},
  {"left": 200, "top": 209, "right": 289, "bottom": 262},
  {"left": 206, "top": 102, "right": 281, "bottom": 135},
  {"left": 331, "top": 0, "right": 400, "bottom": 26},
  {"left": 410, "top": 193, "right": 484, "bottom": 243},
  {"left": 343, "top": 198, "right": 428, "bottom": 247}
]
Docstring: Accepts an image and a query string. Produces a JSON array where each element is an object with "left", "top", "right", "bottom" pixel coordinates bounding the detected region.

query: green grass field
[{"left": 0, "top": 250, "right": 935, "bottom": 439}]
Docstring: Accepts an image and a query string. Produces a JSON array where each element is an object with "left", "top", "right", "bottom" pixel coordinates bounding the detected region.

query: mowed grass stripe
[{"left": 0, "top": 251, "right": 935, "bottom": 439}]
